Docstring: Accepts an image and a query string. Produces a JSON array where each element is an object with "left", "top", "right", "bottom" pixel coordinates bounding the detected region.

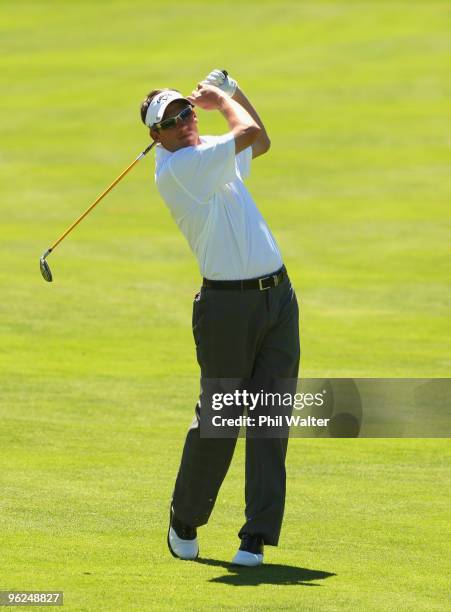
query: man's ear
[{"left": 150, "top": 128, "right": 160, "bottom": 143}]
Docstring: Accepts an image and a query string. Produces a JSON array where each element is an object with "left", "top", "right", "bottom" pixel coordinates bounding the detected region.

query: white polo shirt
[{"left": 154, "top": 132, "right": 283, "bottom": 280}]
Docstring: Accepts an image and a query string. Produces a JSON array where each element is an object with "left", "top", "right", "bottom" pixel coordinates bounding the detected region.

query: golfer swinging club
[{"left": 140, "top": 69, "right": 300, "bottom": 566}]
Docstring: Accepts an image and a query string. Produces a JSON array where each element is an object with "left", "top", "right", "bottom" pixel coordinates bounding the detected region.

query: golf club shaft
[{"left": 49, "top": 142, "right": 155, "bottom": 252}]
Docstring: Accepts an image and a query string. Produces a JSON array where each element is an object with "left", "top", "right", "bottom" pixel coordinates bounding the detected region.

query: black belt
[{"left": 203, "top": 266, "right": 287, "bottom": 291}]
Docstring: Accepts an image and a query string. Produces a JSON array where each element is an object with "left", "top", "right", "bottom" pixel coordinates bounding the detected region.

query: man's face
[{"left": 150, "top": 100, "right": 200, "bottom": 152}]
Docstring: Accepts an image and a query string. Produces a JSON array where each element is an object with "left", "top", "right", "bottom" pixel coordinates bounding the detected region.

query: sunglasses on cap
[{"left": 152, "top": 105, "right": 194, "bottom": 131}]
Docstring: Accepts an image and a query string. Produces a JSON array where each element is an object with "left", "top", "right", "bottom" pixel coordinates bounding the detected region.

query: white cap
[{"left": 145, "top": 90, "right": 191, "bottom": 127}]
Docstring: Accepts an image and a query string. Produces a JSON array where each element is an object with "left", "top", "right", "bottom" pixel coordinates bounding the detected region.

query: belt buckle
[{"left": 258, "top": 276, "right": 271, "bottom": 291}]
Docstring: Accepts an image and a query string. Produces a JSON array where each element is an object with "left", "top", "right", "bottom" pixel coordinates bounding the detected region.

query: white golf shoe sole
[
  {"left": 231, "top": 549, "right": 264, "bottom": 566},
  {"left": 167, "top": 527, "right": 199, "bottom": 560}
]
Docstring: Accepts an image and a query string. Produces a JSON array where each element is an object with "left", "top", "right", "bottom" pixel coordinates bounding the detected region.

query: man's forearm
[
  {"left": 232, "top": 87, "right": 271, "bottom": 155},
  {"left": 187, "top": 82, "right": 263, "bottom": 154},
  {"left": 218, "top": 93, "right": 258, "bottom": 131},
  {"left": 218, "top": 94, "right": 260, "bottom": 153},
  {"left": 232, "top": 88, "right": 265, "bottom": 130}
]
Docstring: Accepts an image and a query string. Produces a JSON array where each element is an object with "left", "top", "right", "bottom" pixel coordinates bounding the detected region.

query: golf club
[{"left": 39, "top": 141, "right": 156, "bottom": 282}]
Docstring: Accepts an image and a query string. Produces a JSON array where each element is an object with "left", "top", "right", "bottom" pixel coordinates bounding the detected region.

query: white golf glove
[{"left": 202, "top": 69, "right": 238, "bottom": 97}]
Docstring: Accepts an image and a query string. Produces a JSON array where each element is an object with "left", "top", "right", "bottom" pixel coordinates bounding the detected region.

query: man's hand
[
  {"left": 187, "top": 83, "right": 227, "bottom": 111},
  {"left": 201, "top": 69, "right": 238, "bottom": 97},
  {"left": 188, "top": 83, "right": 260, "bottom": 155},
  {"left": 198, "top": 69, "right": 270, "bottom": 159}
]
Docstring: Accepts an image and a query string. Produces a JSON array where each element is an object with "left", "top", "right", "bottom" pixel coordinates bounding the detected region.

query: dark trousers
[{"left": 172, "top": 272, "right": 300, "bottom": 546}]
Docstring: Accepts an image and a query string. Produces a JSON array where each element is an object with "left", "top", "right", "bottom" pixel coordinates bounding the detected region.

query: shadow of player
[{"left": 195, "top": 557, "right": 336, "bottom": 587}]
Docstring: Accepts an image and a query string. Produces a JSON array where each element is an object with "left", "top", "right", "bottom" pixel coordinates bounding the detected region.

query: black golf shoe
[
  {"left": 231, "top": 534, "right": 264, "bottom": 566},
  {"left": 167, "top": 505, "right": 199, "bottom": 560}
]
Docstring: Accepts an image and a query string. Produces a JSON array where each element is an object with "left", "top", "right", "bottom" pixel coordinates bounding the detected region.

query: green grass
[{"left": 1, "top": 1, "right": 450, "bottom": 610}]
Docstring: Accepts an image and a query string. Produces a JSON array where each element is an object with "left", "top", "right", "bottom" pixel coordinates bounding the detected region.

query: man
[{"left": 140, "top": 70, "right": 300, "bottom": 566}]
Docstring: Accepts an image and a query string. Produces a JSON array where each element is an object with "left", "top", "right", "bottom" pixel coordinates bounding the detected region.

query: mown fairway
[{"left": 1, "top": 1, "right": 450, "bottom": 610}]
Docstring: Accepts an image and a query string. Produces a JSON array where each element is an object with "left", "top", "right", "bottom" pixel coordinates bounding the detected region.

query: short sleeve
[
  {"left": 168, "top": 133, "right": 237, "bottom": 202},
  {"left": 236, "top": 146, "right": 252, "bottom": 181}
]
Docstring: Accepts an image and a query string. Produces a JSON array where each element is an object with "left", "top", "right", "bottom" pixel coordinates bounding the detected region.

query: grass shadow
[{"left": 196, "top": 557, "right": 335, "bottom": 586}]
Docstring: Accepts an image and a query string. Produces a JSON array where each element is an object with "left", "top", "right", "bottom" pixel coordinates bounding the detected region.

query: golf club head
[{"left": 40, "top": 255, "right": 53, "bottom": 282}]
